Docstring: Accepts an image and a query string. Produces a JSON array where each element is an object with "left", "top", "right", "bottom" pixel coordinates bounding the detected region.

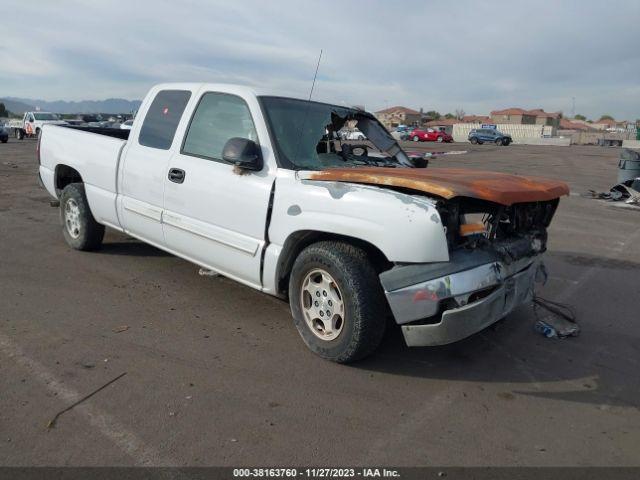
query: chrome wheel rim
[
  {"left": 64, "top": 199, "right": 81, "bottom": 239},
  {"left": 300, "top": 268, "right": 345, "bottom": 341}
]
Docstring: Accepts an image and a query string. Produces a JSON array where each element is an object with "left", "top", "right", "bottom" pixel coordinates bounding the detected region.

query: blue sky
[{"left": 2, "top": 0, "right": 639, "bottom": 120}]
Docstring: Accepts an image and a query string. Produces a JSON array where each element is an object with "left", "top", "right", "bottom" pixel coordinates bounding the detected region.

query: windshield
[
  {"left": 259, "top": 96, "right": 411, "bottom": 170},
  {"left": 34, "top": 113, "right": 58, "bottom": 121}
]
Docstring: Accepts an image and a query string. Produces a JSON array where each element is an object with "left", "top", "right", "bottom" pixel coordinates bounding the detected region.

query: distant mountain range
[{"left": 0, "top": 97, "right": 142, "bottom": 114}]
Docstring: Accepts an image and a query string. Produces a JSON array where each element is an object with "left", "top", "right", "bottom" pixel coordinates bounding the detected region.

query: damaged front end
[{"left": 380, "top": 196, "right": 559, "bottom": 347}]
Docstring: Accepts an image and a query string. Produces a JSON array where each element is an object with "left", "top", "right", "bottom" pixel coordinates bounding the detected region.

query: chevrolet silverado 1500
[{"left": 38, "top": 83, "right": 569, "bottom": 362}]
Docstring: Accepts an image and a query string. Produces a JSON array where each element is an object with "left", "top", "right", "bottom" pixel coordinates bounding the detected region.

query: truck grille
[{"left": 437, "top": 197, "right": 559, "bottom": 262}]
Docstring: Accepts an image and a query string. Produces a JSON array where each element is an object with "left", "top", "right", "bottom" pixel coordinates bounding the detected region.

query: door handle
[{"left": 168, "top": 168, "right": 185, "bottom": 184}]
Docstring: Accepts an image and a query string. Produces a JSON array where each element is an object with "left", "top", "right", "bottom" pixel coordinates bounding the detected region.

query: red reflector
[
  {"left": 162, "top": 107, "right": 169, "bottom": 115},
  {"left": 413, "top": 290, "right": 438, "bottom": 302}
]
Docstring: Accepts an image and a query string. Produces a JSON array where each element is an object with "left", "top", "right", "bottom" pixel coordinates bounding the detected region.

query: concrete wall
[
  {"left": 453, "top": 123, "right": 546, "bottom": 142},
  {"left": 512, "top": 137, "right": 571, "bottom": 146},
  {"left": 622, "top": 140, "right": 640, "bottom": 149},
  {"left": 559, "top": 130, "right": 636, "bottom": 145}
]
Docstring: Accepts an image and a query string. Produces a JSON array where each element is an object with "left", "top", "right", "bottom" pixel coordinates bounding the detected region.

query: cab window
[
  {"left": 139, "top": 90, "right": 191, "bottom": 150},
  {"left": 182, "top": 92, "right": 258, "bottom": 162}
]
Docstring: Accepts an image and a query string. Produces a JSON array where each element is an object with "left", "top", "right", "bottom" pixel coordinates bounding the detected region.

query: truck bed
[
  {"left": 39, "top": 124, "right": 128, "bottom": 229},
  {"left": 63, "top": 125, "right": 130, "bottom": 140}
]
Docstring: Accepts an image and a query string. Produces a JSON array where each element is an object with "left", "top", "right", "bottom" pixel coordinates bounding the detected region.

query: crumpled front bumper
[{"left": 380, "top": 252, "right": 545, "bottom": 347}]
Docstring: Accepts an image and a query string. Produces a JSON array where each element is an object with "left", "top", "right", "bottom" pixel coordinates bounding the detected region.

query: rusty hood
[{"left": 304, "top": 167, "right": 570, "bottom": 206}]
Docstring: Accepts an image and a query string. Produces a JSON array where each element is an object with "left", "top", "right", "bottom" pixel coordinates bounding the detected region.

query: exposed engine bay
[{"left": 437, "top": 197, "right": 560, "bottom": 264}]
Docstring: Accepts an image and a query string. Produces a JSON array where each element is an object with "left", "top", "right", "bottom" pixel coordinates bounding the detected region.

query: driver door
[{"left": 162, "top": 91, "right": 274, "bottom": 288}]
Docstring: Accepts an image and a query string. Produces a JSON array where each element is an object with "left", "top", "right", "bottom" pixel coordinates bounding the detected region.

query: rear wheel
[
  {"left": 60, "top": 183, "right": 105, "bottom": 251},
  {"left": 495, "top": 138, "right": 503, "bottom": 145},
  {"left": 470, "top": 137, "right": 478, "bottom": 144},
  {"left": 413, "top": 135, "right": 420, "bottom": 142},
  {"left": 436, "top": 136, "right": 443, "bottom": 143},
  {"left": 289, "top": 241, "right": 387, "bottom": 363}
]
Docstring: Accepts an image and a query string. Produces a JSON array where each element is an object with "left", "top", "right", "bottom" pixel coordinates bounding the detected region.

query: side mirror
[{"left": 222, "top": 137, "right": 262, "bottom": 171}]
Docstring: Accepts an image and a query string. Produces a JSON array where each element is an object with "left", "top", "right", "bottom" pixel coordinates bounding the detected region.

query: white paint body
[{"left": 39, "top": 83, "right": 449, "bottom": 295}]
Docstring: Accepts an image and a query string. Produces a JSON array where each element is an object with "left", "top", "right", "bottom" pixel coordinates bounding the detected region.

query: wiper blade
[{"left": 343, "top": 155, "right": 399, "bottom": 167}]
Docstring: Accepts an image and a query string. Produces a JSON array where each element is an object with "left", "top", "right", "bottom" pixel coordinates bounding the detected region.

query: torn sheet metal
[
  {"left": 588, "top": 177, "right": 640, "bottom": 205},
  {"left": 304, "top": 167, "right": 570, "bottom": 206}
]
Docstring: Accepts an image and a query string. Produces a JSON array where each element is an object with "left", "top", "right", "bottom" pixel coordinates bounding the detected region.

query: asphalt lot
[{"left": 1, "top": 137, "right": 639, "bottom": 467}]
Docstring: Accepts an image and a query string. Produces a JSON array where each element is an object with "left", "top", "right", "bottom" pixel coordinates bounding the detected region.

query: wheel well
[
  {"left": 55, "top": 165, "right": 83, "bottom": 195},
  {"left": 275, "top": 231, "right": 392, "bottom": 297}
]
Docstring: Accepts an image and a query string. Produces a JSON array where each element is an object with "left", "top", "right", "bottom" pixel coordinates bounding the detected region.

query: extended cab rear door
[
  {"left": 162, "top": 88, "right": 276, "bottom": 289},
  {"left": 117, "top": 88, "right": 193, "bottom": 247}
]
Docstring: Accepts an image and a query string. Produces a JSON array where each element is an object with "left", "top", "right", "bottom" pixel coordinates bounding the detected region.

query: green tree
[
  {"left": 444, "top": 113, "right": 455, "bottom": 119},
  {"left": 425, "top": 110, "right": 441, "bottom": 121},
  {"left": 0, "top": 102, "right": 7, "bottom": 117},
  {"left": 574, "top": 114, "right": 586, "bottom": 121},
  {"left": 599, "top": 115, "right": 614, "bottom": 121}
]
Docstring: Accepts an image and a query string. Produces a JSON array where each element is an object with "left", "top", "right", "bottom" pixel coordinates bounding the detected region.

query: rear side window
[
  {"left": 182, "top": 92, "right": 257, "bottom": 162},
  {"left": 139, "top": 90, "right": 191, "bottom": 150}
]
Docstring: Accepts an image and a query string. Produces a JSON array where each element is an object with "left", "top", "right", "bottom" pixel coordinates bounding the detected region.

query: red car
[{"left": 409, "top": 128, "right": 453, "bottom": 143}]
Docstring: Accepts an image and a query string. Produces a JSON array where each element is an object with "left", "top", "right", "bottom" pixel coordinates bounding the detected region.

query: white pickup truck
[
  {"left": 10, "top": 111, "right": 67, "bottom": 139},
  {"left": 38, "top": 83, "right": 569, "bottom": 362}
]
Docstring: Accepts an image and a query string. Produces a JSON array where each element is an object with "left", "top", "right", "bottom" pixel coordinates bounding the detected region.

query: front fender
[{"left": 268, "top": 175, "right": 449, "bottom": 264}]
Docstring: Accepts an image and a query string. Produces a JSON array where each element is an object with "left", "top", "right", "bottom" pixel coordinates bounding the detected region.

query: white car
[
  {"left": 120, "top": 119, "right": 134, "bottom": 130},
  {"left": 38, "top": 83, "right": 568, "bottom": 362},
  {"left": 344, "top": 129, "right": 366, "bottom": 140}
]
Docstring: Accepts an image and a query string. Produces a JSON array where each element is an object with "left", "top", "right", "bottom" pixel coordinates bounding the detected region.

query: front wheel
[
  {"left": 289, "top": 241, "right": 387, "bottom": 363},
  {"left": 60, "top": 183, "right": 105, "bottom": 251},
  {"left": 470, "top": 137, "right": 478, "bottom": 144},
  {"left": 412, "top": 135, "right": 420, "bottom": 142},
  {"left": 495, "top": 138, "right": 503, "bottom": 145}
]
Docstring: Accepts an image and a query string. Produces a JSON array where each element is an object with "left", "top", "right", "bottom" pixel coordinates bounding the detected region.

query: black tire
[
  {"left": 17, "top": 129, "right": 24, "bottom": 140},
  {"left": 495, "top": 138, "right": 503, "bottom": 145},
  {"left": 470, "top": 137, "right": 478, "bottom": 144},
  {"left": 413, "top": 135, "right": 420, "bottom": 142},
  {"left": 504, "top": 139, "right": 511, "bottom": 146},
  {"left": 289, "top": 241, "right": 387, "bottom": 363},
  {"left": 60, "top": 183, "right": 104, "bottom": 251},
  {"left": 1, "top": 138, "right": 7, "bottom": 144}
]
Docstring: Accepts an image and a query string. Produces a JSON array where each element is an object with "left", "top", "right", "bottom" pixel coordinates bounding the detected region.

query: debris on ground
[
  {"left": 198, "top": 268, "right": 220, "bottom": 277},
  {"left": 533, "top": 296, "right": 580, "bottom": 339},
  {"left": 588, "top": 177, "right": 640, "bottom": 207},
  {"left": 588, "top": 148, "right": 640, "bottom": 208},
  {"left": 112, "top": 325, "right": 129, "bottom": 333},
  {"left": 46, "top": 372, "right": 127, "bottom": 429}
]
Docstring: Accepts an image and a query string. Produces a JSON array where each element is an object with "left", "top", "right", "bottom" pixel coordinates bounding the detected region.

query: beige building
[
  {"left": 490, "top": 108, "right": 561, "bottom": 128},
  {"left": 374, "top": 106, "right": 421, "bottom": 129},
  {"left": 490, "top": 108, "right": 537, "bottom": 124}
]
